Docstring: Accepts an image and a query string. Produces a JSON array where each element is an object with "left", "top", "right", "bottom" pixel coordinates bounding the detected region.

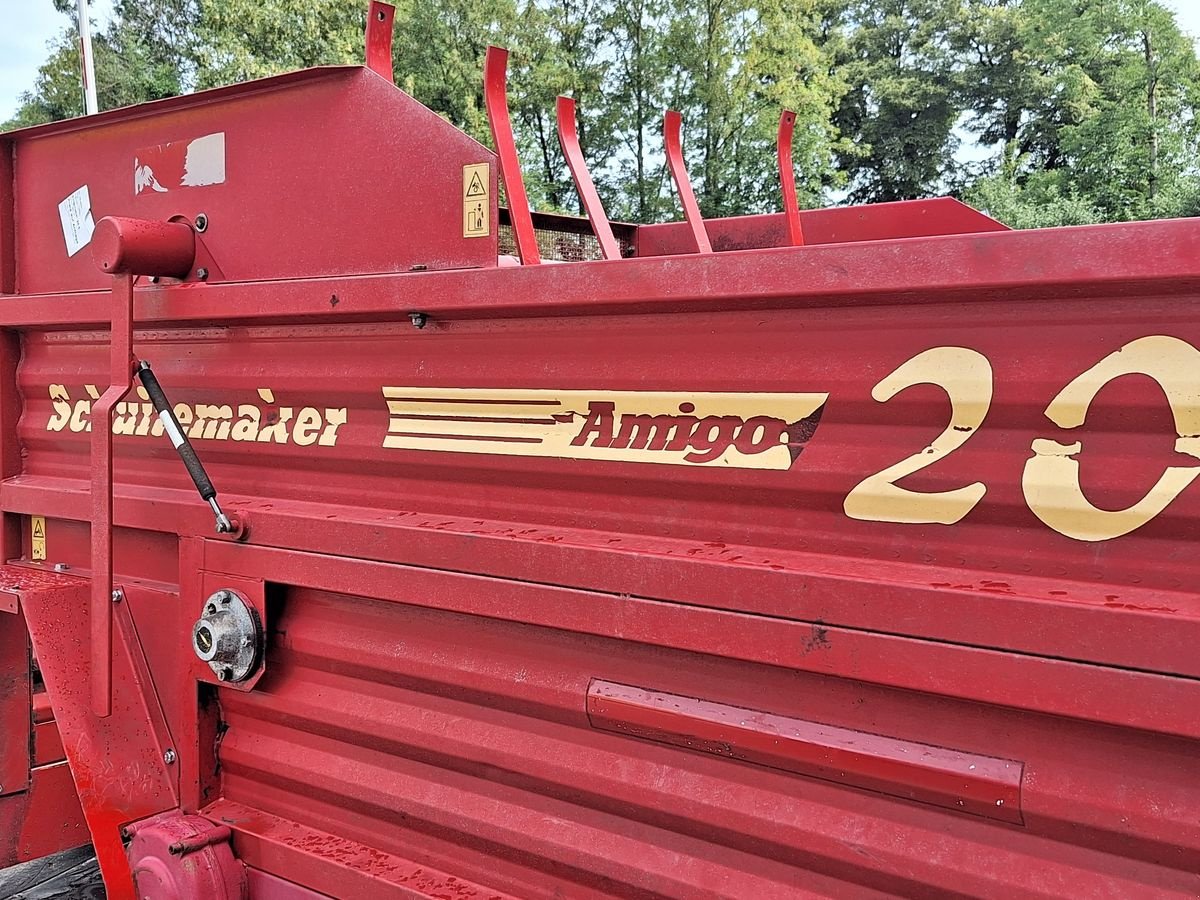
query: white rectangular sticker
[{"left": 58, "top": 185, "right": 95, "bottom": 257}]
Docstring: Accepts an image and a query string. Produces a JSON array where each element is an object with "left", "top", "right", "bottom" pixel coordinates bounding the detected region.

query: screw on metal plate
[
  {"left": 194, "top": 213, "right": 209, "bottom": 233},
  {"left": 196, "top": 267, "right": 210, "bottom": 281},
  {"left": 53, "top": 563, "right": 70, "bottom": 572},
  {"left": 163, "top": 748, "right": 176, "bottom": 765},
  {"left": 111, "top": 588, "right": 123, "bottom": 603},
  {"left": 409, "top": 312, "right": 427, "bottom": 329}
]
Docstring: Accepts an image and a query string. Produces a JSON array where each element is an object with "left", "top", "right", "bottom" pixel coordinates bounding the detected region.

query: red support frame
[
  {"left": 556, "top": 96, "right": 620, "bottom": 260},
  {"left": 777, "top": 110, "right": 805, "bottom": 247},
  {"left": 663, "top": 110, "right": 712, "bottom": 253},
  {"left": 485, "top": 46, "right": 540, "bottom": 265},
  {"left": 365, "top": 1, "right": 395, "bottom": 83}
]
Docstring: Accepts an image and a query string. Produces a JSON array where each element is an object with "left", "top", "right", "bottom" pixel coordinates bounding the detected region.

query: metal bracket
[
  {"left": 365, "top": 1, "right": 395, "bottom": 83},
  {"left": 777, "top": 109, "right": 806, "bottom": 247},
  {"left": 664, "top": 110, "right": 712, "bottom": 254},
  {"left": 485, "top": 46, "right": 541, "bottom": 265},
  {"left": 556, "top": 96, "right": 620, "bottom": 261}
]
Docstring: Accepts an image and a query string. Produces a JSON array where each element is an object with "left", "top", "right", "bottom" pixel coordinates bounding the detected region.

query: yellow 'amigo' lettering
[
  {"left": 45, "top": 385, "right": 347, "bottom": 447},
  {"left": 381, "top": 387, "right": 829, "bottom": 469}
]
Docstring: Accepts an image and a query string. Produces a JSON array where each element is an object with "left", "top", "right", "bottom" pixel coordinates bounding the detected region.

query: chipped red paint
[{"left": 1, "top": 9, "right": 1199, "bottom": 899}]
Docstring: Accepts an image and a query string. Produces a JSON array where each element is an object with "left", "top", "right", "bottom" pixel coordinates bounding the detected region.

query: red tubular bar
[
  {"left": 663, "top": 110, "right": 712, "bottom": 253},
  {"left": 777, "top": 110, "right": 805, "bottom": 247},
  {"left": 556, "top": 96, "right": 620, "bottom": 261},
  {"left": 365, "top": 1, "right": 395, "bottom": 83},
  {"left": 484, "top": 46, "right": 540, "bottom": 265}
]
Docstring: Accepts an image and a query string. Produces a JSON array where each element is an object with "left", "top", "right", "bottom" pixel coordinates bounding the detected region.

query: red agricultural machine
[{"left": 1, "top": 1, "right": 1199, "bottom": 896}]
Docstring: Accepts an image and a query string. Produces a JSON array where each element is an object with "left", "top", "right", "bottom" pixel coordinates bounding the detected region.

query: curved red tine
[
  {"left": 365, "top": 2, "right": 395, "bottom": 83},
  {"left": 484, "top": 46, "right": 541, "bottom": 265},
  {"left": 556, "top": 96, "right": 621, "bottom": 261},
  {"left": 777, "top": 109, "right": 806, "bottom": 246},
  {"left": 664, "top": 110, "right": 712, "bottom": 254}
]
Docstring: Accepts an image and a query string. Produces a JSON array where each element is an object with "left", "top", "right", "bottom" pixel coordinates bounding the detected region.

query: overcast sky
[{"left": 0, "top": 0, "right": 1198, "bottom": 123}]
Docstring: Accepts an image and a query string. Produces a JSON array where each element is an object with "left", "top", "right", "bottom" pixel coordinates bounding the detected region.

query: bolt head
[
  {"left": 111, "top": 589, "right": 122, "bottom": 603},
  {"left": 163, "top": 748, "right": 176, "bottom": 765},
  {"left": 194, "top": 213, "right": 208, "bottom": 233},
  {"left": 53, "top": 563, "right": 70, "bottom": 572},
  {"left": 196, "top": 267, "right": 210, "bottom": 281},
  {"left": 217, "top": 668, "right": 230, "bottom": 682}
]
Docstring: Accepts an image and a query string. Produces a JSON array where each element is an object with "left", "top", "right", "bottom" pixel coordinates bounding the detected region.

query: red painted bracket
[
  {"left": 588, "top": 679, "right": 1024, "bottom": 824},
  {"left": 777, "top": 110, "right": 805, "bottom": 246},
  {"left": 663, "top": 110, "right": 712, "bottom": 253},
  {"left": 365, "top": 1, "right": 395, "bottom": 83},
  {"left": 90, "top": 272, "right": 133, "bottom": 718},
  {"left": 485, "top": 46, "right": 540, "bottom": 265},
  {"left": 4, "top": 567, "right": 178, "bottom": 898},
  {"left": 556, "top": 96, "right": 620, "bottom": 260}
]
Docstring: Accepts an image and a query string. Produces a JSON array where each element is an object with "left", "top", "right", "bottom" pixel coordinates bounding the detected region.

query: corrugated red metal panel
[{"left": 206, "top": 581, "right": 1198, "bottom": 896}]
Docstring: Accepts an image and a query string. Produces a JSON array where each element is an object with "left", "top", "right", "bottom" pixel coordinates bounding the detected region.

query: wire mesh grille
[{"left": 498, "top": 224, "right": 633, "bottom": 262}]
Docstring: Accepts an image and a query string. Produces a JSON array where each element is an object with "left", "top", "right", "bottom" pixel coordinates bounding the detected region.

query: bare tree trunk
[{"left": 1144, "top": 28, "right": 1159, "bottom": 201}]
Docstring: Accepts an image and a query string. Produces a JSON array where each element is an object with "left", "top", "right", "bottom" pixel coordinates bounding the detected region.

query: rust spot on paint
[{"left": 800, "top": 624, "right": 831, "bottom": 654}]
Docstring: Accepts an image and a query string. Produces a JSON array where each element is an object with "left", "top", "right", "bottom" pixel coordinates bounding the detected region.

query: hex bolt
[
  {"left": 218, "top": 667, "right": 234, "bottom": 682},
  {"left": 196, "top": 267, "right": 210, "bottom": 281},
  {"left": 53, "top": 563, "right": 70, "bottom": 572},
  {"left": 194, "top": 213, "right": 209, "bottom": 233},
  {"left": 409, "top": 312, "right": 427, "bottom": 329},
  {"left": 163, "top": 748, "right": 177, "bottom": 765},
  {"left": 219, "top": 592, "right": 231, "bottom": 604},
  {"left": 111, "top": 589, "right": 123, "bottom": 603}
]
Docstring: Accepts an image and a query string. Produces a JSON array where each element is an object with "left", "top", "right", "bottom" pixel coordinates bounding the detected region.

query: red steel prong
[
  {"left": 664, "top": 110, "right": 712, "bottom": 253},
  {"left": 556, "top": 96, "right": 620, "bottom": 261},
  {"left": 365, "top": 2, "right": 396, "bottom": 83},
  {"left": 777, "top": 109, "right": 805, "bottom": 246},
  {"left": 484, "top": 46, "right": 540, "bottom": 265}
]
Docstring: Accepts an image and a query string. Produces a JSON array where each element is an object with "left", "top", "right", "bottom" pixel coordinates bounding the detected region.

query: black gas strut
[{"left": 136, "top": 360, "right": 233, "bottom": 533}]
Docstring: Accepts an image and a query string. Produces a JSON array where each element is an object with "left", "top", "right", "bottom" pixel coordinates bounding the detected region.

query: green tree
[
  {"left": 661, "top": 0, "right": 847, "bottom": 217},
  {"left": 955, "top": 0, "right": 1200, "bottom": 225},
  {"left": 833, "top": 0, "right": 962, "bottom": 203}
]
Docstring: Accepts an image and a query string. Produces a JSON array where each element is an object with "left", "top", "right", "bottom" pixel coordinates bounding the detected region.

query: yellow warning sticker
[
  {"left": 31, "top": 516, "right": 46, "bottom": 561},
  {"left": 462, "top": 163, "right": 490, "bottom": 238}
]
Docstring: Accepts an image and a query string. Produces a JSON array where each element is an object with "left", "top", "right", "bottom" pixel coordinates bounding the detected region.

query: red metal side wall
[{"left": 7, "top": 219, "right": 1200, "bottom": 895}]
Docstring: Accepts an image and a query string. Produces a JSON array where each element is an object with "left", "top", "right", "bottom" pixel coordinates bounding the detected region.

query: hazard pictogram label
[
  {"left": 462, "top": 163, "right": 491, "bottom": 238},
  {"left": 31, "top": 516, "right": 45, "bottom": 561}
]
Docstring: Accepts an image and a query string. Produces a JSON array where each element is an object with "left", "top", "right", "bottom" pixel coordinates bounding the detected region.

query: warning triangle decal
[
  {"left": 32, "top": 520, "right": 44, "bottom": 537},
  {"left": 466, "top": 172, "right": 487, "bottom": 198}
]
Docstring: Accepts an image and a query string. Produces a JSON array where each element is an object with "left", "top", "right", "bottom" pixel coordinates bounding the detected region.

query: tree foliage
[{"left": 6, "top": 0, "right": 1199, "bottom": 227}]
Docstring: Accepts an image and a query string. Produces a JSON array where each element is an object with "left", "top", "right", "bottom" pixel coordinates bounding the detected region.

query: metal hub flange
[{"left": 192, "top": 589, "right": 260, "bottom": 683}]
